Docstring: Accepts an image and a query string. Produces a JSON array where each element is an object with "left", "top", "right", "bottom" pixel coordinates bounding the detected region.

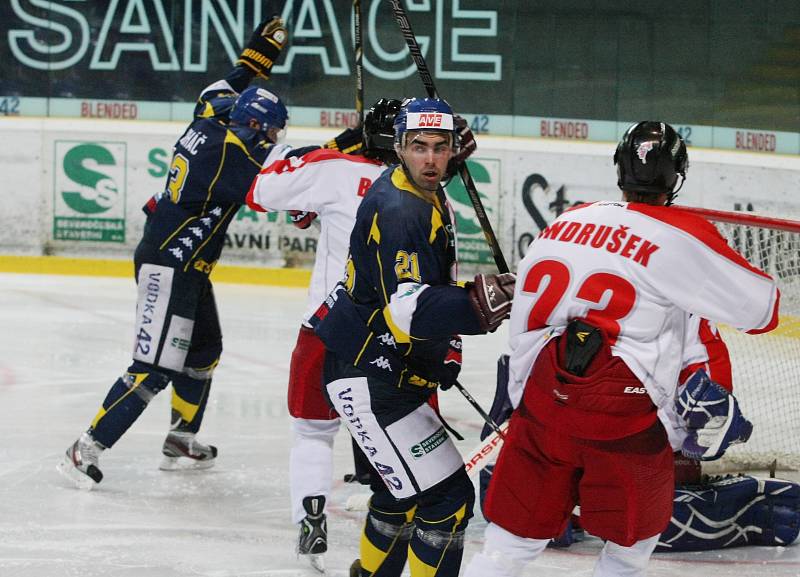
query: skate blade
[
  {"left": 56, "top": 456, "right": 97, "bottom": 491},
  {"left": 159, "top": 455, "right": 216, "bottom": 471},
  {"left": 301, "top": 553, "right": 326, "bottom": 574}
]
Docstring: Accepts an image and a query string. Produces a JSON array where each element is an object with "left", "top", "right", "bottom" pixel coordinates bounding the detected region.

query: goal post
[{"left": 678, "top": 206, "right": 800, "bottom": 472}]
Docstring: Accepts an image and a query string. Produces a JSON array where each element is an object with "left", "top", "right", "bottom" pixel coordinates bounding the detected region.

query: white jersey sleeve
[{"left": 246, "top": 149, "right": 388, "bottom": 324}]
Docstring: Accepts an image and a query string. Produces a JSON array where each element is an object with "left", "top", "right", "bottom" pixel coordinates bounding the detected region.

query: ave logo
[
  {"left": 418, "top": 113, "right": 443, "bottom": 127},
  {"left": 53, "top": 141, "right": 126, "bottom": 243}
]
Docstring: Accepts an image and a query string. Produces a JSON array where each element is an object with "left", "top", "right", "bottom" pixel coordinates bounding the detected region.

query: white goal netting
[{"left": 684, "top": 207, "right": 800, "bottom": 472}]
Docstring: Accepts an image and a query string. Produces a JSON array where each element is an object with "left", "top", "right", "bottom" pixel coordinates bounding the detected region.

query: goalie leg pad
[
  {"left": 89, "top": 361, "right": 171, "bottom": 448},
  {"left": 657, "top": 475, "right": 800, "bottom": 552}
]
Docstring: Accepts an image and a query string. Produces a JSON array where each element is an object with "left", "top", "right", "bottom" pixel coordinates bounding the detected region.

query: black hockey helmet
[
  {"left": 614, "top": 121, "right": 688, "bottom": 205},
  {"left": 363, "top": 98, "right": 402, "bottom": 163}
]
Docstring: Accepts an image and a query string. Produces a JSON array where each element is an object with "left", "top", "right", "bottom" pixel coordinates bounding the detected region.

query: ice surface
[{"left": 0, "top": 273, "right": 798, "bottom": 576}]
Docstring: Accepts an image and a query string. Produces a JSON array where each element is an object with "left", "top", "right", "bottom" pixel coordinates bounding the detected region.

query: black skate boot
[{"left": 298, "top": 495, "right": 327, "bottom": 573}]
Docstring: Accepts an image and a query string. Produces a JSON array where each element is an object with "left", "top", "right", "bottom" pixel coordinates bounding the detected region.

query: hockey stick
[
  {"left": 388, "top": 0, "right": 509, "bottom": 274},
  {"left": 453, "top": 380, "right": 506, "bottom": 439},
  {"left": 345, "top": 420, "right": 510, "bottom": 511},
  {"left": 353, "top": 0, "right": 364, "bottom": 124},
  {"left": 463, "top": 420, "right": 510, "bottom": 478}
]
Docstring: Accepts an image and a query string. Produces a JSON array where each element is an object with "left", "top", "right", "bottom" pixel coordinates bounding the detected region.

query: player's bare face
[{"left": 401, "top": 132, "right": 453, "bottom": 192}]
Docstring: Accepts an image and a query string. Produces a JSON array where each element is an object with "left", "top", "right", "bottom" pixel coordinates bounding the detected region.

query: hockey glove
[
  {"left": 323, "top": 126, "right": 364, "bottom": 155},
  {"left": 237, "top": 16, "right": 288, "bottom": 79},
  {"left": 446, "top": 115, "right": 477, "bottom": 177},
  {"left": 288, "top": 210, "right": 317, "bottom": 230},
  {"left": 676, "top": 369, "right": 753, "bottom": 461},
  {"left": 440, "top": 336, "right": 463, "bottom": 390},
  {"left": 467, "top": 273, "right": 516, "bottom": 333}
]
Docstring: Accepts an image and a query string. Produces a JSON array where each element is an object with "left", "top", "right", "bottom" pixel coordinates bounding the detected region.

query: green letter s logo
[{"left": 61, "top": 144, "right": 119, "bottom": 214}]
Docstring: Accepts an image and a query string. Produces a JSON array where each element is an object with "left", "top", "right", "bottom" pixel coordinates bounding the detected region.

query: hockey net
[{"left": 680, "top": 207, "right": 800, "bottom": 473}]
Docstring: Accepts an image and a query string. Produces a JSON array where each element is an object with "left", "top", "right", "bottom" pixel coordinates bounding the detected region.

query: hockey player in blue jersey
[
  {"left": 56, "top": 15, "right": 290, "bottom": 489},
  {"left": 312, "top": 97, "right": 515, "bottom": 577},
  {"left": 57, "top": 16, "right": 361, "bottom": 490}
]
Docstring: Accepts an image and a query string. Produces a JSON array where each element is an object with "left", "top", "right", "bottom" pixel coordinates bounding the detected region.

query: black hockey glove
[
  {"left": 440, "top": 336, "right": 463, "bottom": 390},
  {"left": 237, "top": 16, "right": 288, "bottom": 79},
  {"left": 446, "top": 115, "right": 477, "bottom": 177},
  {"left": 468, "top": 273, "right": 516, "bottom": 333},
  {"left": 289, "top": 210, "right": 317, "bottom": 230},
  {"left": 323, "top": 126, "right": 364, "bottom": 155}
]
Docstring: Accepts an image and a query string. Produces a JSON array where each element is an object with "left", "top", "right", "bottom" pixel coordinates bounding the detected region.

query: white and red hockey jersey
[
  {"left": 246, "top": 149, "right": 388, "bottom": 323},
  {"left": 508, "top": 200, "right": 780, "bottom": 411}
]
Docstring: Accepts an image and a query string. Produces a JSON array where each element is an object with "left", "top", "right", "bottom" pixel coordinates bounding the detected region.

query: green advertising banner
[{"left": 3, "top": 0, "right": 800, "bottom": 146}]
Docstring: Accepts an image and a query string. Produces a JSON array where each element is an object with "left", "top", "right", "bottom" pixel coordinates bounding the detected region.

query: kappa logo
[
  {"left": 377, "top": 332, "right": 397, "bottom": 348},
  {"left": 370, "top": 356, "right": 392, "bottom": 371},
  {"left": 636, "top": 141, "right": 654, "bottom": 163}
]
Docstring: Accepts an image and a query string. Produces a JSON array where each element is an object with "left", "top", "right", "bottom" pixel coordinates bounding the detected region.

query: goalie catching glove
[
  {"left": 237, "top": 16, "right": 287, "bottom": 79},
  {"left": 323, "top": 126, "right": 364, "bottom": 155},
  {"left": 676, "top": 369, "right": 753, "bottom": 461},
  {"left": 468, "top": 273, "right": 515, "bottom": 333}
]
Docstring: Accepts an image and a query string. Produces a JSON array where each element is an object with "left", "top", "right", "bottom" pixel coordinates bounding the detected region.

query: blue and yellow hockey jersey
[
  {"left": 314, "top": 166, "right": 483, "bottom": 389},
  {"left": 140, "top": 67, "right": 282, "bottom": 274}
]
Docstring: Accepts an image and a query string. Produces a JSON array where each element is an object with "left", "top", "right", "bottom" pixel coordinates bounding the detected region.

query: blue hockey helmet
[
  {"left": 230, "top": 86, "right": 288, "bottom": 142},
  {"left": 393, "top": 97, "right": 456, "bottom": 149}
]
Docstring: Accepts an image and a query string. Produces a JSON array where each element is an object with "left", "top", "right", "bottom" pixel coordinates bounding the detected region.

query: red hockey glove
[
  {"left": 468, "top": 273, "right": 516, "bottom": 333},
  {"left": 440, "top": 335, "right": 463, "bottom": 390},
  {"left": 288, "top": 210, "right": 317, "bottom": 230},
  {"left": 237, "top": 16, "right": 287, "bottom": 79},
  {"left": 323, "top": 126, "right": 364, "bottom": 155}
]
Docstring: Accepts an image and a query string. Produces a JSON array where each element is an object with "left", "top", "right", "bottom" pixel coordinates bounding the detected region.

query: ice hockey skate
[
  {"left": 159, "top": 430, "right": 218, "bottom": 471},
  {"left": 297, "top": 495, "right": 327, "bottom": 574},
  {"left": 56, "top": 431, "right": 104, "bottom": 490}
]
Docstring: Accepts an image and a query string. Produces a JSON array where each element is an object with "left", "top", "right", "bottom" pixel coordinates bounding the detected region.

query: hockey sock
[
  {"left": 170, "top": 373, "right": 212, "bottom": 433},
  {"left": 408, "top": 470, "right": 474, "bottom": 576},
  {"left": 90, "top": 362, "right": 170, "bottom": 448},
  {"left": 359, "top": 492, "right": 415, "bottom": 577}
]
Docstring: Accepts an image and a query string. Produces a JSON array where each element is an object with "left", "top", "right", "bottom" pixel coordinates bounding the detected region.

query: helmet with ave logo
[
  {"left": 393, "top": 97, "right": 457, "bottom": 150},
  {"left": 614, "top": 121, "right": 688, "bottom": 205}
]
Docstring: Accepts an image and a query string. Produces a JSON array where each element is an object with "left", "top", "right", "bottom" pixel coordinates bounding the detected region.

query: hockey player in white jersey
[
  {"left": 246, "top": 98, "right": 417, "bottom": 573},
  {"left": 464, "top": 121, "right": 781, "bottom": 577}
]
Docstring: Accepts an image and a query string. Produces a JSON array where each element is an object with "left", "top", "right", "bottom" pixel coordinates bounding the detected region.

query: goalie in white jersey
[
  {"left": 246, "top": 98, "right": 406, "bottom": 573},
  {"left": 464, "top": 121, "right": 781, "bottom": 577}
]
